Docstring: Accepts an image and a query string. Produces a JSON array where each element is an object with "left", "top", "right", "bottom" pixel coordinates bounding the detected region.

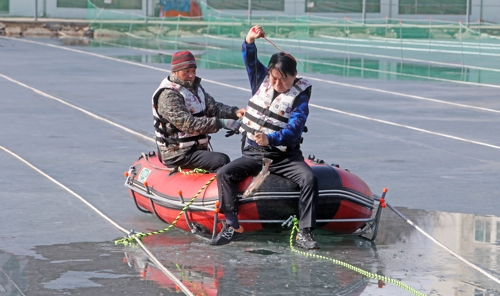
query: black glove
[
  {"left": 225, "top": 130, "right": 239, "bottom": 137},
  {"left": 219, "top": 119, "right": 241, "bottom": 134}
]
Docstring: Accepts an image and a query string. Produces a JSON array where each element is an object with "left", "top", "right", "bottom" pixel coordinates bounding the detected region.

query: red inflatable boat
[{"left": 124, "top": 151, "right": 383, "bottom": 240}]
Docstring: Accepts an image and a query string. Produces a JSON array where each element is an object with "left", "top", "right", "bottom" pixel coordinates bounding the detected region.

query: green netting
[
  {"left": 81, "top": 0, "right": 500, "bottom": 86},
  {"left": 85, "top": 0, "right": 499, "bottom": 40},
  {"left": 0, "top": 0, "right": 9, "bottom": 12}
]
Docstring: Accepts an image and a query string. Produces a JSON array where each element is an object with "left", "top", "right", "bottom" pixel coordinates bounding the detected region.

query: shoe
[
  {"left": 210, "top": 224, "right": 245, "bottom": 246},
  {"left": 296, "top": 228, "right": 320, "bottom": 250}
]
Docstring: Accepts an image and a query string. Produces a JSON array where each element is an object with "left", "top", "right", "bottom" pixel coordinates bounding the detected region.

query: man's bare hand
[
  {"left": 236, "top": 108, "right": 246, "bottom": 118},
  {"left": 246, "top": 25, "right": 264, "bottom": 44},
  {"left": 254, "top": 132, "right": 269, "bottom": 146}
]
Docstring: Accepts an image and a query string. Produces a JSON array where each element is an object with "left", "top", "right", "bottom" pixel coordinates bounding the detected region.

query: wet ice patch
[{"left": 43, "top": 271, "right": 130, "bottom": 289}]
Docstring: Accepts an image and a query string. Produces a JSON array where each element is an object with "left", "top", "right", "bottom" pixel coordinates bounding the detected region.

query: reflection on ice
[
  {"left": 0, "top": 209, "right": 498, "bottom": 295},
  {"left": 127, "top": 208, "right": 500, "bottom": 295}
]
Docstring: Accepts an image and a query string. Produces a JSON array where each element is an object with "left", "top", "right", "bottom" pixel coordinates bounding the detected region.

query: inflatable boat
[{"left": 124, "top": 151, "right": 383, "bottom": 240}]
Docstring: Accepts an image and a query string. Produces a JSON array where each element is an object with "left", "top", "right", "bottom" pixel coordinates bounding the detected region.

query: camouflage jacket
[{"left": 155, "top": 74, "right": 239, "bottom": 162}]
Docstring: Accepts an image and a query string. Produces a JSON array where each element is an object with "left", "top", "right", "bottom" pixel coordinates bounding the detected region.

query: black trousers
[
  {"left": 216, "top": 146, "right": 318, "bottom": 230},
  {"left": 163, "top": 149, "right": 230, "bottom": 172}
]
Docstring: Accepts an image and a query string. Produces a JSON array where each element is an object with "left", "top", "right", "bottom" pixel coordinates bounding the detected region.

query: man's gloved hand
[{"left": 218, "top": 118, "right": 241, "bottom": 137}]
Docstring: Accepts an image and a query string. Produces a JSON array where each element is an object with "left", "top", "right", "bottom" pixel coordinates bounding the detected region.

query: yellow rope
[
  {"left": 180, "top": 167, "right": 209, "bottom": 175},
  {"left": 115, "top": 174, "right": 216, "bottom": 245},
  {"left": 289, "top": 218, "right": 426, "bottom": 296}
]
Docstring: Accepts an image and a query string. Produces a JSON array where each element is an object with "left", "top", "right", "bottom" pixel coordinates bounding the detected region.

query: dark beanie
[{"left": 171, "top": 51, "right": 197, "bottom": 72}]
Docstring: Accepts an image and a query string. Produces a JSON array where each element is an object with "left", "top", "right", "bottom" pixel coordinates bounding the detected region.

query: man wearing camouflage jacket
[{"left": 152, "top": 51, "right": 245, "bottom": 172}]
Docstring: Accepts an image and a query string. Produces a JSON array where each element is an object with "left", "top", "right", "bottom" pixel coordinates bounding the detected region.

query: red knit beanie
[{"left": 171, "top": 51, "right": 197, "bottom": 72}]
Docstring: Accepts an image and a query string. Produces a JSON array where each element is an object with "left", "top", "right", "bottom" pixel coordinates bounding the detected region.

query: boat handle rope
[
  {"left": 288, "top": 218, "right": 426, "bottom": 296},
  {"left": 115, "top": 173, "right": 216, "bottom": 245}
]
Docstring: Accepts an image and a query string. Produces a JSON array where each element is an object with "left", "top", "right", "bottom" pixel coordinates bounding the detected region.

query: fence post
[
  {"left": 479, "top": 0, "right": 483, "bottom": 22},
  {"left": 247, "top": 0, "right": 252, "bottom": 24},
  {"left": 345, "top": 17, "right": 351, "bottom": 60},
  {"left": 466, "top": 0, "right": 470, "bottom": 27},
  {"left": 275, "top": 12, "right": 278, "bottom": 36},
  {"left": 206, "top": 13, "right": 211, "bottom": 49},
  {"left": 385, "top": 16, "right": 388, "bottom": 49},
  {"left": 388, "top": 0, "right": 392, "bottom": 19},
  {"left": 157, "top": 16, "right": 164, "bottom": 40},
  {"left": 35, "top": 0, "right": 38, "bottom": 21},
  {"left": 399, "top": 20, "right": 403, "bottom": 63},
  {"left": 459, "top": 20, "right": 464, "bottom": 67},
  {"left": 428, "top": 17, "right": 432, "bottom": 54},
  {"left": 362, "top": 0, "right": 366, "bottom": 24},
  {"left": 128, "top": 13, "right": 133, "bottom": 34},
  {"left": 175, "top": 15, "right": 180, "bottom": 51},
  {"left": 307, "top": 12, "right": 310, "bottom": 39},
  {"left": 478, "top": 19, "right": 481, "bottom": 56}
]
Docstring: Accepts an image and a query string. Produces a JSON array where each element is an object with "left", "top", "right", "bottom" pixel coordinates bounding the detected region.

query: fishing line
[
  {"left": 254, "top": 27, "right": 318, "bottom": 75},
  {"left": 0, "top": 145, "right": 194, "bottom": 296}
]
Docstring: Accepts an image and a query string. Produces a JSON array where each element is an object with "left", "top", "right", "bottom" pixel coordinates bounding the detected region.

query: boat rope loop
[
  {"left": 288, "top": 218, "right": 426, "bottom": 296},
  {"left": 115, "top": 174, "right": 216, "bottom": 246}
]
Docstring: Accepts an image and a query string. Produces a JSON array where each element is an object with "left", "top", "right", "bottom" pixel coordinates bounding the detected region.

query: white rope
[
  {"left": 307, "top": 76, "right": 500, "bottom": 113},
  {"left": 134, "top": 238, "right": 193, "bottom": 296},
  {"left": 386, "top": 203, "right": 500, "bottom": 285},
  {"left": 309, "top": 103, "right": 500, "bottom": 150},
  {"left": 0, "top": 268, "right": 26, "bottom": 296},
  {"left": 0, "top": 145, "right": 194, "bottom": 296},
  {"left": 0, "top": 74, "right": 154, "bottom": 143}
]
